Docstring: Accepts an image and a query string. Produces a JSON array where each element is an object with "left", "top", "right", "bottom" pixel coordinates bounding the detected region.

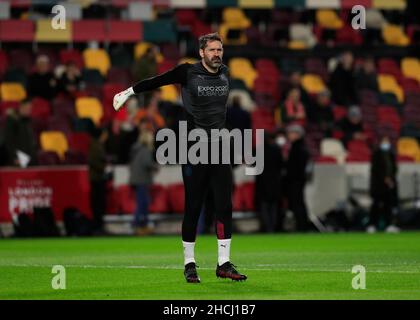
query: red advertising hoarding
[{"left": 0, "top": 166, "right": 92, "bottom": 223}]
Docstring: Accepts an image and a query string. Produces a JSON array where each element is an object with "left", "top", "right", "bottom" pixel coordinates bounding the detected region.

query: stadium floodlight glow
[{"left": 156, "top": 121, "right": 265, "bottom": 176}]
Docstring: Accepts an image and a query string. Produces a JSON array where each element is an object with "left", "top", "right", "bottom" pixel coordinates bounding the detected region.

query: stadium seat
[
  {"left": 31, "top": 97, "right": 51, "bottom": 119},
  {"left": 397, "top": 137, "right": 420, "bottom": 162},
  {"left": 0, "top": 1, "right": 10, "bottom": 19},
  {"left": 315, "top": 156, "right": 337, "bottom": 163},
  {"left": 82, "top": 69, "right": 104, "bottom": 85},
  {"left": 8, "top": 49, "right": 34, "bottom": 74},
  {"left": 372, "top": 0, "right": 406, "bottom": 10},
  {"left": 40, "top": 131, "right": 69, "bottom": 159},
  {"left": 57, "top": 1, "right": 82, "bottom": 20},
  {"left": 83, "top": 48, "right": 111, "bottom": 77},
  {"left": 229, "top": 58, "right": 257, "bottom": 89},
  {"left": 0, "top": 82, "right": 26, "bottom": 102},
  {"left": 107, "top": 21, "right": 143, "bottom": 43},
  {"left": 316, "top": 10, "right": 343, "bottom": 29},
  {"left": 301, "top": 74, "right": 327, "bottom": 94},
  {"left": 0, "top": 20, "right": 34, "bottom": 42},
  {"left": 75, "top": 97, "right": 104, "bottom": 125},
  {"left": 378, "top": 74, "right": 404, "bottom": 103},
  {"left": 143, "top": 19, "right": 177, "bottom": 43},
  {"left": 73, "top": 20, "right": 106, "bottom": 42},
  {"left": 59, "top": 49, "right": 84, "bottom": 69},
  {"left": 64, "top": 150, "right": 87, "bottom": 165},
  {"left": 401, "top": 58, "right": 420, "bottom": 83},
  {"left": 37, "top": 150, "right": 61, "bottom": 166},
  {"left": 106, "top": 67, "right": 132, "bottom": 86},
  {"left": 222, "top": 8, "right": 251, "bottom": 29},
  {"left": 289, "top": 24, "right": 317, "bottom": 48},
  {"left": 219, "top": 23, "right": 247, "bottom": 45},
  {"left": 161, "top": 85, "right": 179, "bottom": 103},
  {"left": 0, "top": 50, "right": 8, "bottom": 77},
  {"left": 35, "top": 19, "right": 72, "bottom": 43},
  {"left": 68, "top": 132, "right": 91, "bottom": 157},
  {"left": 128, "top": 1, "right": 154, "bottom": 21},
  {"left": 382, "top": 25, "right": 410, "bottom": 46},
  {"left": 320, "top": 138, "right": 347, "bottom": 164}
]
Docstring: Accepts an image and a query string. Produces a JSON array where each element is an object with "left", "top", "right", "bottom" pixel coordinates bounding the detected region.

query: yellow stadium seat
[
  {"left": 401, "top": 58, "right": 420, "bottom": 83},
  {"left": 222, "top": 7, "right": 251, "bottom": 29},
  {"left": 228, "top": 58, "right": 257, "bottom": 89},
  {"left": 378, "top": 74, "right": 404, "bottom": 103},
  {"left": 316, "top": 10, "right": 344, "bottom": 29},
  {"left": 382, "top": 24, "right": 410, "bottom": 46},
  {"left": 160, "top": 85, "right": 178, "bottom": 103},
  {"left": 134, "top": 42, "right": 163, "bottom": 63},
  {"left": 40, "top": 131, "right": 68, "bottom": 159},
  {"left": 0, "top": 82, "right": 26, "bottom": 102},
  {"left": 373, "top": 0, "right": 406, "bottom": 10},
  {"left": 239, "top": 0, "right": 274, "bottom": 9},
  {"left": 219, "top": 23, "right": 247, "bottom": 45},
  {"left": 82, "top": 48, "right": 111, "bottom": 76},
  {"left": 35, "top": 19, "right": 72, "bottom": 42},
  {"left": 75, "top": 97, "right": 104, "bottom": 125},
  {"left": 301, "top": 74, "right": 327, "bottom": 94},
  {"left": 288, "top": 40, "right": 308, "bottom": 50},
  {"left": 397, "top": 138, "right": 420, "bottom": 162}
]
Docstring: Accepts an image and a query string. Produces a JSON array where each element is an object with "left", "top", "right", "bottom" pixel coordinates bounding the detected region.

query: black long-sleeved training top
[{"left": 133, "top": 61, "right": 230, "bottom": 131}]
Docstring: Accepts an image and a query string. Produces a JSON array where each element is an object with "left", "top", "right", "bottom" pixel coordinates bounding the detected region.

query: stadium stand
[{"left": 0, "top": 0, "right": 420, "bottom": 219}]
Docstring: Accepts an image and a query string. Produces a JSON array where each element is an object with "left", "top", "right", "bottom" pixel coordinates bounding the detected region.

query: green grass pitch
[{"left": 1, "top": 232, "right": 419, "bottom": 300}]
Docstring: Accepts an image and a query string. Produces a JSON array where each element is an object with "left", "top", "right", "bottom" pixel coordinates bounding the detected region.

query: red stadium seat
[
  {"left": 158, "top": 60, "right": 177, "bottom": 74},
  {"left": 149, "top": 185, "right": 170, "bottom": 213},
  {"left": 167, "top": 184, "right": 185, "bottom": 214},
  {"left": 59, "top": 49, "right": 84, "bottom": 69},
  {"left": 316, "top": 156, "right": 337, "bottom": 163},
  {"left": 0, "top": 50, "right": 8, "bottom": 77},
  {"left": 37, "top": 150, "right": 61, "bottom": 166},
  {"left": 106, "top": 67, "right": 132, "bottom": 86},
  {"left": 68, "top": 132, "right": 91, "bottom": 157},
  {"left": 102, "top": 83, "right": 125, "bottom": 122},
  {"left": 73, "top": 20, "right": 106, "bottom": 42},
  {"left": 0, "top": 20, "right": 34, "bottom": 42},
  {"left": 0, "top": 101, "right": 19, "bottom": 116},
  {"left": 332, "top": 106, "right": 347, "bottom": 121},
  {"left": 31, "top": 97, "right": 51, "bottom": 120},
  {"left": 233, "top": 183, "right": 255, "bottom": 212},
  {"left": 107, "top": 21, "right": 143, "bottom": 43},
  {"left": 64, "top": 150, "right": 87, "bottom": 165}
]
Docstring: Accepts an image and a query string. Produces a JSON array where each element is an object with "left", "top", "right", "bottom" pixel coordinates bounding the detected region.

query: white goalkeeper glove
[{"left": 113, "top": 87, "right": 135, "bottom": 111}]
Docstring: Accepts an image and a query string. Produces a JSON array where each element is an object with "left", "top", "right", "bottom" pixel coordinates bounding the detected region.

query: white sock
[
  {"left": 218, "top": 239, "right": 231, "bottom": 266},
  {"left": 182, "top": 241, "right": 195, "bottom": 266}
]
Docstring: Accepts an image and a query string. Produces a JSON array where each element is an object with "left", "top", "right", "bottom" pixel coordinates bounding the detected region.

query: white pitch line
[{"left": 2, "top": 263, "right": 420, "bottom": 274}]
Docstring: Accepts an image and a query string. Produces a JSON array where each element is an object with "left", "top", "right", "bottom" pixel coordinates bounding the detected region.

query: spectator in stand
[
  {"left": 285, "top": 124, "right": 310, "bottom": 232},
  {"left": 57, "top": 61, "right": 82, "bottom": 97},
  {"left": 367, "top": 134, "right": 400, "bottom": 234},
  {"left": 129, "top": 123, "right": 157, "bottom": 236},
  {"left": 313, "top": 90, "right": 335, "bottom": 136},
  {"left": 255, "top": 132, "right": 284, "bottom": 233},
  {"left": 133, "top": 46, "right": 158, "bottom": 105},
  {"left": 278, "top": 88, "right": 306, "bottom": 127},
  {"left": 27, "top": 55, "right": 57, "bottom": 100},
  {"left": 226, "top": 96, "right": 251, "bottom": 132},
  {"left": 2, "top": 99, "right": 37, "bottom": 166},
  {"left": 282, "top": 71, "right": 311, "bottom": 108},
  {"left": 329, "top": 51, "right": 358, "bottom": 106},
  {"left": 88, "top": 127, "right": 109, "bottom": 235},
  {"left": 337, "top": 105, "right": 367, "bottom": 146},
  {"left": 135, "top": 90, "right": 166, "bottom": 132},
  {"left": 355, "top": 56, "right": 379, "bottom": 92}
]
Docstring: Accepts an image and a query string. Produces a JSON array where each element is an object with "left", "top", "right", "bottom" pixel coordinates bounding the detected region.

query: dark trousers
[
  {"left": 260, "top": 201, "right": 278, "bottom": 233},
  {"left": 369, "top": 191, "right": 397, "bottom": 228},
  {"left": 287, "top": 181, "right": 309, "bottom": 232},
  {"left": 182, "top": 163, "right": 233, "bottom": 242},
  {"left": 134, "top": 184, "right": 150, "bottom": 227},
  {"left": 90, "top": 180, "right": 106, "bottom": 231}
]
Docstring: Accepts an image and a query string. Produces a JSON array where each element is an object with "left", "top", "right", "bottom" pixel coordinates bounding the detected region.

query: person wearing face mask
[
  {"left": 367, "top": 135, "right": 400, "bottom": 233},
  {"left": 2, "top": 99, "right": 37, "bottom": 166}
]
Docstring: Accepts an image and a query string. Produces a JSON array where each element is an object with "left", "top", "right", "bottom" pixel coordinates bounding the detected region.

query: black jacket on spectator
[
  {"left": 355, "top": 69, "right": 379, "bottom": 92},
  {"left": 286, "top": 138, "right": 309, "bottom": 184},
  {"left": 369, "top": 148, "right": 398, "bottom": 198},
  {"left": 329, "top": 63, "right": 357, "bottom": 106},
  {"left": 255, "top": 141, "right": 284, "bottom": 203},
  {"left": 337, "top": 118, "right": 364, "bottom": 145},
  {"left": 226, "top": 103, "right": 251, "bottom": 132},
  {"left": 3, "top": 110, "right": 37, "bottom": 166},
  {"left": 27, "top": 72, "right": 57, "bottom": 100}
]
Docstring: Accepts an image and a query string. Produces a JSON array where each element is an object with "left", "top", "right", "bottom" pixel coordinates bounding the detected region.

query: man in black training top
[{"left": 113, "top": 33, "right": 247, "bottom": 283}]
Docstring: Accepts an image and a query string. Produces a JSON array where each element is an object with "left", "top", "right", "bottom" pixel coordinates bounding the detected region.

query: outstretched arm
[{"left": 113, "top": 63, "right": 190, "bottom": 111}]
